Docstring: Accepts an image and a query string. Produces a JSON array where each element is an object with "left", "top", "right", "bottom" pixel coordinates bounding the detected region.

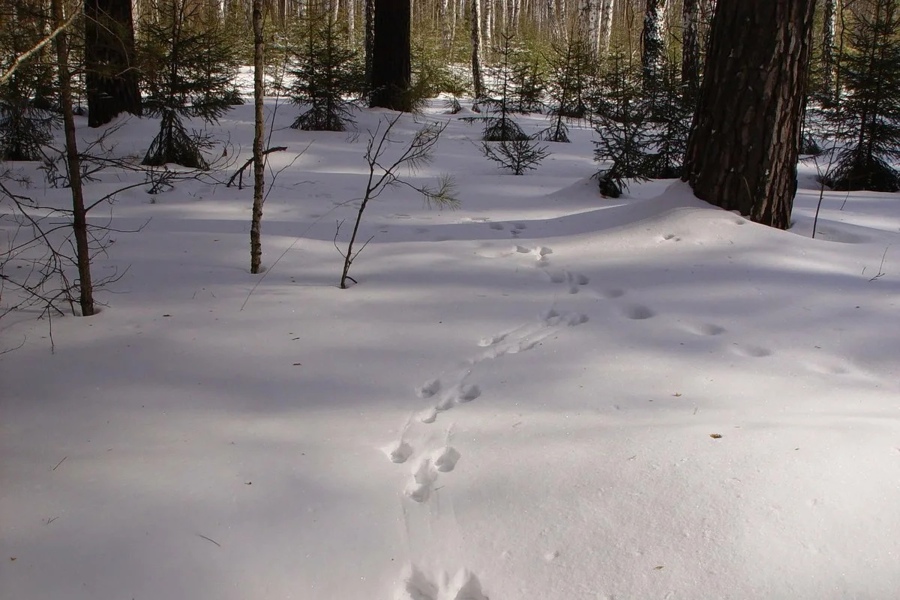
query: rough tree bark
[
  {"left": 52, "top": 0, "right": 95, "bottom": 315},
  {"left": 85, "top": 0, "right": 142, "bottom": 127},
  {"left": 370, "top": 0, "right": 411, "bottom": 110},
  {"left": 683, "top": 0, "right": 816, "bottom": 230},
  {"left": 250, "top": 0, "right": 265, "bottom": 274}
]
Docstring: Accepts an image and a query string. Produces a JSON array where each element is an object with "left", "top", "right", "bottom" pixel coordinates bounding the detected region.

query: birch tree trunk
[
  {"left": 683, "top": 0, "right": 817, "bottom": 229},
  {"left": 471, "top": 0, "right": 484, "bottom": 98},
  {"left": 598, "top": 0, "right": 614, "bottom": 55},
  {"left": 641, "top": 0, "right": 666, "bottom": 88},
  {"left": 821, "top": 0, "right": 837, "bottom": 105}
]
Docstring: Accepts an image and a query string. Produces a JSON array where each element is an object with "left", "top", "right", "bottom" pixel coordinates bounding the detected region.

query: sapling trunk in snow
[
  {"left": 51, "top": 0, "right": 94, "bottom": 316},
  {"left": 339, "top": 114, "right": 457, "bottom": 289},
  {"left": 250, "top": 0, "right": 265, "bottom": 274}
]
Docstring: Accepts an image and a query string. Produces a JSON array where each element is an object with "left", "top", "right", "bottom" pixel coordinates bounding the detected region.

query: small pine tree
[
  {"left": 543, "top": 32, "right": 598, "bottom": 143},
  {"left": 509, "top": 46, "right": 545, "bottom": 114},
  {"left": 479, "top": 31, "right": 529, "bottom": 142},
  {"left": 643, "top": 61, "right": 691, "bottom": 179},
  {"left": 289, "top": 6, "right": 363, "bottom": 131},
  {"left": 140, "top": 0, "right": 238, "bottom": 168},
  {"left": 592, "top": 53, "right": 652, "bottom": 197},
  {"left": 825, "top": 0, "right": 900, "bottom": 192},
  {"left": 481, "top": 138, "right": 549, "bottom": 175},
  {"left": 0, "top": 0, "right": 58, "bottom": 161}
]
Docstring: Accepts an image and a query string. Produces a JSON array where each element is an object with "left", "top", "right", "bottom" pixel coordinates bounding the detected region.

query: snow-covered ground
[{"left": 2, "top": 101, "right": 899, "bottom": 600}]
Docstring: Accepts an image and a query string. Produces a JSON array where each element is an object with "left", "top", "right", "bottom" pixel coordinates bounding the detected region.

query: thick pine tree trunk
[
  {"left": 683, "top": 0, "right": 816, "bottom": 230},
  {"left": 85, "top": 0, "right": 142, "bottom": 127},
  {"left": 370, "top": 0, "right": 411, "bottom": 110}
]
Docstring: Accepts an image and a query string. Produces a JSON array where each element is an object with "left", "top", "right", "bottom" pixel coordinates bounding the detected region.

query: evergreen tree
[
  {"left": 543, "top": 32, "right": 597, "bottom": 143},
  {"left": 140, "top": 0, "right": 238, "bottom": 168},
  {"left": 0, "top": 0, "right": 57, "bottom": 161},
  {"left": 479, "top": 31, "right": 529, "bottom": 141},
  {"left": 825, "top": 0, "right": 900, "bottom": 192},
  {"left": 289, "top": 6, "right": 362, "bottom": 132},
  {"left": 592, "top": 53, "right": 652, "bottom": 197},
  {"left": 644, "top": 60, "right": 691, "bottom": 179}
]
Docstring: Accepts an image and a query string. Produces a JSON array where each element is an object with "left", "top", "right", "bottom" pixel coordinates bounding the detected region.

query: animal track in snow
[
  {"left": 397, "top": 566, "right": 488, "bottom": 600},
  {"left": 730, "top": 344, "right": 773, "bottom": 358},
  {"left": 433, "top": 446, "right": 461, "bottom": 472},
  {"left": 621, "top": 304, "right": 656, "bottom": 320},
  {"left": 384, "top": 440, "right": 414, "bottom": 464},
  {"left": 405, "top": 458, "right": 438, "bottom": 502},
  {"left": 682, "top": 322, "right": 726, "bottom": 336},
  {"left": 417, "top": 379, "right": 442, "bottom": 398},
  {"left": 546, "top": 270, "right": 590, "bottom": 294},
  {"left": 435, "top": 384, "right": 482, "bottom": 411},
  {"left": 659, "top": 233, "right": 682, "bottom": 243},
  {"left": 488, "top": 222, "right": 504, "bottom": 231},
  {"left": 516, "top": 245, "right": 552, "bottom": 266},
  {"left": 598, "top": 288, "right": 625, "bottom": 299}
]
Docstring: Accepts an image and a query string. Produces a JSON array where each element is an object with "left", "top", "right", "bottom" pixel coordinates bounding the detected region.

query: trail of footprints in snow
[
  {"left": 398, "top": 566, "right": 488, "bottom": 600},
  {"left": 384, "top": 232, "right": 797, "bottom": 598}
]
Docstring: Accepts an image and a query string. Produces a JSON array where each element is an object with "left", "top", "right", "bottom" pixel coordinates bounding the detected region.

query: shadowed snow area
[{"left": 2, "top": 101, "right": 899, "bottom": 600}]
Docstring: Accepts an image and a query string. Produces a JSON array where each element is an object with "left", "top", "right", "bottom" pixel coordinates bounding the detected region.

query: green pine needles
[
  {"left": 140, "top": 0, "right": 239, "bottom": 168},
  {"left": 289, "top": 7, "right": 363, "bottom": 132}
]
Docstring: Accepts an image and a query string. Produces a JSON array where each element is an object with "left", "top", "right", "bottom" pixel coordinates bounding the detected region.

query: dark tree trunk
[
  {"left": 364, "top": 0, "right": 375, "bottom": 91},
  {"left": 683, "top": 0, "right": 816, "bottom": 230},
  {"left": 52, "top": 0, "right": 95, "bottom": 316},
  {"left": 85, "top": 0, "right": 141, "bottom": 127},
  {"left": 682, "top": 0, "right": 700, "bottom": 103},
  {"left": 370, "top": 0, "right": 411, "bottom": 110},
  {"left": 250, "top": 0, "right": 265, "bottom": 275}
]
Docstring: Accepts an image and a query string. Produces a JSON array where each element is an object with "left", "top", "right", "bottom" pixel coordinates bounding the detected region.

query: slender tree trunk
[
  {"left": 682, "top": 0, "right": 700, "bottom": 103},
  {"left": 52, "top": 0, "right": 95, "bottom": 315},
  {"left": 365, "top": 0, "right": 375, "bottom": 90},
  {"left": 471, "top": 0, "right": 484, "bottom": 99},
  {"left": 250, "top": 0, "right": 265, "bottom": 274},
  {"left": 821, "top": 0, "right": 837, "bottom": 105},
  {"left": 84, "top": 0, "right": 142, "bottom": 127},
  {"left": 683, "top": 0, "right": 816, "bottom": 229},
  {"left": 598, "top": 0, "right": 614, "bottom": 55},
  {"left": 483, "top": 0, "right": 492, "bottom": 49},
  {"left": 370, "top": 0, "right": 411, "bottom": 110}
]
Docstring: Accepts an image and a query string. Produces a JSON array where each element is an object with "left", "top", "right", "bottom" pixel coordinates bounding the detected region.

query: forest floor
[{"left": 2, "top": 100, "right": 899, "bottom": 600}]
